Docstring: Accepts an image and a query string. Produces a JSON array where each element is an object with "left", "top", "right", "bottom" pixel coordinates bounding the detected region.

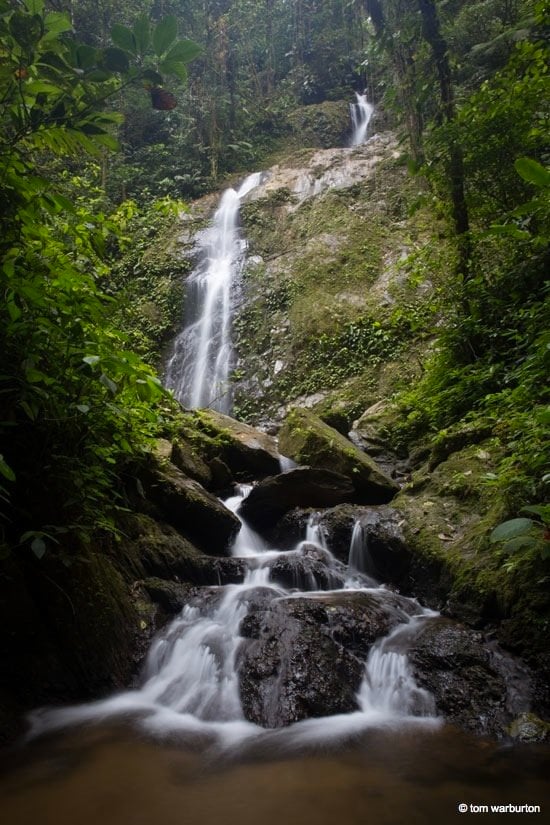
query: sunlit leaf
[{"left": 515, "top": 157, "right": 550, "bottom": 188}]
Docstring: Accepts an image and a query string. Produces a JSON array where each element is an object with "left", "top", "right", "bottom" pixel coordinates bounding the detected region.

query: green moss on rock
[{"left": 278, "top": 407, "right": 398, "bottom": 503}]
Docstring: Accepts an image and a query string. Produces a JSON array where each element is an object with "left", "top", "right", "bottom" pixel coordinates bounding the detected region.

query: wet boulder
[
  {"left": 170, "top": 437, "right": 213, "bottom": 489},
  {"left": 141, "top": 578, "right": 198, "bottom": 615},
  {"left": 192, "top": 409, "right": 281, "bottom": 479},
  {"left": 267, "top": 545, "right": 346, "bottom": 592},
  {"left": 407, "top": 618, "right": 520, "bottom": 739},
  {"left": 238, "top": 590, "right": 414, "bottom": 727},
  {"left": 278, "top": 407, "right": 399, "bottom": 503},
  {"left": 349, "top": 400, "right": 407, "bottom": 478},
  {"left": 140, "top": 459, "right": 240, "bottom": 554},
  {"left": 116, "top": 514, "right": 247, "bottom": 586},
  {"left": 238, "top": 467, "right": 355, "bottom": 531}
]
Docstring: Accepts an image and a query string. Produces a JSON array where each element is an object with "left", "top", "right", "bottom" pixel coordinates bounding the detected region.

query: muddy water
[{"left": 1, "top": 724, "right": 548, "bottom": 825}]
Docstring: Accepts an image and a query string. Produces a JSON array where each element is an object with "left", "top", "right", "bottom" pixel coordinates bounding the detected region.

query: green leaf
[
  {"left": 23, "top": 0, "right": 44, "bottom": 13},
  {"left": 86, "top": 69, "right": 112, "bottom": 83},
  {"left": 133, "top": 15, "right": 150, "bottom": 56},
  {"left": 83, "top": 355, "right": 100, "bottom": 366},
  {"left": 488, "top": 224, "right": 531, "bottom": 240},
  {"left": 9, "top": 12, "right": 43, "bottom": 49},
  {"left": 541, "top": 545, "right": 550, "bottom": 561},
  {"left": 502, "top": 536, "right": 538, "bottom": 552},
  {"left": 515, "top": 157, "right": 550, "bottom": 188},
  {"left": 93, "top": 133, "right": 120, "bottom": 151},
  {"left": 490, "top": 518, "right": 533, "bottom": 543},
  {"left": 141, "top": 68, "right": 163, "bottom": 85},
  {"left": 76, "top": 44, "right": 98, "bottom": 70},
  {"left": 159, "top": 60, "right": 187, "bottom": 82},
  {"left": 521, "top": 505, "right": 550, "bottom": 523},
  {"left": 165, "top": 39, "right": 202, "bottom": 64},
  {"left": 100, "top": 373, "right": 118, "bottom": 394},
  {"left": 102, "top": 47, "right": 130, "bottom": 74},
  {"left": 0, "top": 455, "right": 15, "bottom": 482},
  {"left": 111, "top": 24, "right": 137, "bottom": 55},
  {"left": 76, "top": 404, "right": 90, "bottom": 413},
  {"left": 31, "top": 537, "right": 46, "bottom": 559},
  {"left": 153, "top": 16, "right": 177, "bottom": 56},
  {"left": 43, "top": 11, "right": 72, "bottom": 38}
]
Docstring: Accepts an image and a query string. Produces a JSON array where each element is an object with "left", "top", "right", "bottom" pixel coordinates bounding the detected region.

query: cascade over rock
[
  {"left": 278, "top": 407, "right": 399, "bottom": 503},
  {"left": 238, "top": 467, "right": 356, "bottom": 530}
]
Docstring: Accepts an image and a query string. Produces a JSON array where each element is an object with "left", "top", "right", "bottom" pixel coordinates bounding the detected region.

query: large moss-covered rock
[
  {"left": 278, "top": 407, "right": 399, "bottom": 502},
  {"left": 140, "top": 458, "right": 240, "bottom": 554},
  {"left": 192, "top": 409, "right": 281, "bottom": 479},
  {"left": 238, "top": 467, "right": 355, "bottom": 530},
  {"left": 0, "top": 543, "right": 146, "bottom": 744},
  {"left": 116, "top": 513, "right": 247, "bottom": 586}
]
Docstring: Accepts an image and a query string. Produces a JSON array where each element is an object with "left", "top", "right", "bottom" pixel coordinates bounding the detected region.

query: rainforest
[{"left": 0, "top": 0, "right": 549, "bottom": 822}]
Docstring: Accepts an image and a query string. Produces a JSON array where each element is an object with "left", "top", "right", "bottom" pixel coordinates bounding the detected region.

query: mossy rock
[
  {"left": 140, "top": 457, "right": 240, "bottom": 554},
  {"left": 192, "top": 408, "right": 281, "bottom": 479},
  {"left": 509, "top": 712, "right": 550, "bottom": 743},
  {"left": 285, "top": 101, "right": 350, "bottom": 148},
  {"left": 278, "top": 407, "right": 398, "bottom": 503}
]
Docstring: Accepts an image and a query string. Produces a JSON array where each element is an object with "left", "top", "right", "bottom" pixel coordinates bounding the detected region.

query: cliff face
[{"left": 231, "top": 126, "right": 450, "bottom": 430}]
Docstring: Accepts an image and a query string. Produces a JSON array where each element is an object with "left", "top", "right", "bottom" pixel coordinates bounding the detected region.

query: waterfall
[
  {"left": 350, "top": 92, "right": 374, "bottom": 146},
  {"left": 164, "top": 172, "right": 262, "bottom": 412},
  {"left": 27, "top": 486, "right": 440, "bottom": 746}
]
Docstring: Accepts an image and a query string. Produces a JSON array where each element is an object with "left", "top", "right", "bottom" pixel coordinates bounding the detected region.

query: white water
[
  {"left": 164, "top": 172, "right": 262, "bottom": 412},
  {"left": 350, "top": 92, "right": 374, "bottom": 146},
  {"left": 28, "top": 499, "right": 441, "bottom": 749}
]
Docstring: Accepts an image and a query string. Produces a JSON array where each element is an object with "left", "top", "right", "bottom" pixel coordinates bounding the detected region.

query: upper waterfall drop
[
  {"left": 165, "top": 171, "right": 262, "bottom": 412},
  {"left": 350, "top": 92, "right": 374, "bottom": 146}
]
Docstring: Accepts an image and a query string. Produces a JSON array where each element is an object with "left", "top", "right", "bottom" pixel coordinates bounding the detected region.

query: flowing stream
[
  {"left": 164, "top": 172, "right": 262, "bottom": 412},
  {"left": 2, "top": 490, "right": 549, "bottom": 823},
  {"left": 26, "top": 486, "right": 439, "bottom": 746}
]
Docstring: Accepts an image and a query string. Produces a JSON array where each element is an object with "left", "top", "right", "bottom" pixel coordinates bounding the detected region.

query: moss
[
  {"left": 394, "top": 439, "right": 550, "bottom": 662},
  {"left": 279, "top": 407, "right": 398, "bottom": 501}
]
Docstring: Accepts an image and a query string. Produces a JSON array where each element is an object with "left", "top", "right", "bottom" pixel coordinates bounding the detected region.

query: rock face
[
  {"left": 238, "top": 467, "right": 355, "bottom": 530},
  {"left": 116, "top": 513, "right": 247, "bottom": 586},
  {"left": 407, "top": 618, "right": 525, "bottom": 739},
  {"left": 278, "top": 407, "right": 399, "bottom": 503},
  {"left": 238, "top": 590, "right": 416, "bottom": 727},
  {"left": 141, "top": 459, "right": 241, "bottom": 554}
]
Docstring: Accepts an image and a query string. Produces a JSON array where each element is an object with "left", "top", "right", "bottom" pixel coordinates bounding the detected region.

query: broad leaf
[
  {"left": 490, "top": 518, "right": 533, "bottom": 543},
  {"left": 111, "top": 24, "right": 136, "bottom": 55},
  {"left": 43, "top": 11, "right": 72, "bottom": 38},
  {"left": 102, "top": 47, "right": 130, "bottom": 74},
  {"left": 76, "top": 45, "right": 98, "bottom": 70},
  {"left": 159, "top": 60, "right": 187, "bottom": 82},
  {"left": 141, "top": 68, "right": 164, "bottom": 86},
  {"left": 133, "top": 15, "right": 150, "bottom": 55},
  {"left": 502, "top": 536, "right": 538, "bottom": 552},
  {"left": 515, "top": 157, "right": 550, "bottom": 188},
  {"left": 153, "top": 16, "right": 177, "bottom": 56},
  {"left": 165, "top": 39, "right": 202, "bottom": 64},
  {"left": 31, "top": 537, "right": 46, "bottom": 559}
]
